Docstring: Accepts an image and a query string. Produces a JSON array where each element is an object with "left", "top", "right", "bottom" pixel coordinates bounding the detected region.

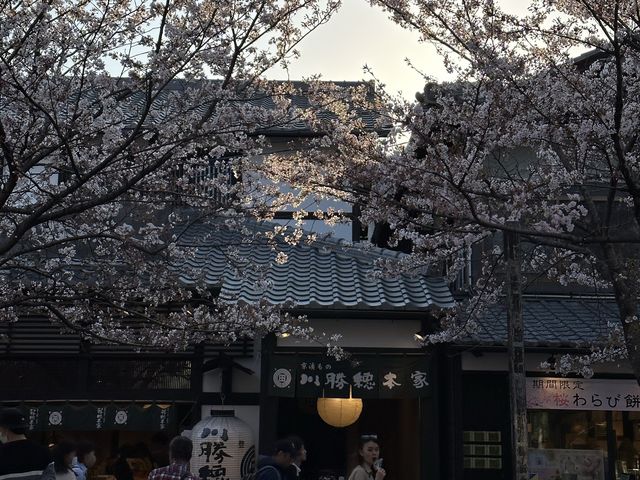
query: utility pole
[{"left": 504, "top": 227, "right": 528, "bottom": 479}]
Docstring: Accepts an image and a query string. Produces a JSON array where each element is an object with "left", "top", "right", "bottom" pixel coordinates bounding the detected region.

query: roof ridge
[{"left": 231, "top": 219, "right": 411, "bottom": 265}]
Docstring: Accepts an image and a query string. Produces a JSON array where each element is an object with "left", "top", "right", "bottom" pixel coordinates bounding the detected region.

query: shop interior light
[{"left": 317, "top": 388, "right": 363, "bottom": 428}]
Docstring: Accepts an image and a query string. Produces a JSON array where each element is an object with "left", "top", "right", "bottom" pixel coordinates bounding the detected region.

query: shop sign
[
  {"left": 268, "top": 354, "right": 431, "bottom": 398},
  {"left": 190, "top": 412, "right": 255, "bottom": 480},
  {"left": 527, "top": 376, "right": 640, "bottom": 411},
  {"left": 19, "top": 403, "right": 175, "bottom": 431},
  {"left": 528, "top": 448, "right": 605, "bottom": 480}
]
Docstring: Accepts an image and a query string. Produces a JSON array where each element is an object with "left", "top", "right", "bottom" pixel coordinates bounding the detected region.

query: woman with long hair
[
  {"left": 51, "top": 439, "right": 77, "bottom": 480},
  {"left": 348, "top": 435, "right": 386, "bottom": 480}
]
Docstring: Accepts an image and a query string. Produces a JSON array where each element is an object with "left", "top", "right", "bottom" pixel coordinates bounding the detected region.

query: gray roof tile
[
  {"left": 81, "top": 80, "right": 386, "bottom": 134},
  {"left": 175, "top": 221, "right": 454, "bottom": 310},
  {"left": 462, "top": 297, "right": 620, "bottom": 347}
]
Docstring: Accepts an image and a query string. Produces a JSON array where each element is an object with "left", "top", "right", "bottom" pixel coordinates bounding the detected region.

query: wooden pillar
[
  {"left": 441, "top": 352, "right": 463, "bottom": 479},
  {"left": 258, "top": 333, "right": 278, "bottom": 454},
  {"left": 191, "top": 344, "right": 205, "bottom": 424},
  {"left": 504, "top": 228, "right": 528, "bottom": 480},
  {"left": 606, "top": 410, "right": 617, "bottom": 480},
  {"left": 421, "top": 349, "right": 440, "bottom": 480}
]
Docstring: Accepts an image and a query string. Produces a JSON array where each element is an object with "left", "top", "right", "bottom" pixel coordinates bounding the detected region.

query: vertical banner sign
[
  {"left": 27, "top": 407, "right": 40, "bottom": 431},
  {"left": 269, "top": 354, "right": 432, "bottom": 398}
]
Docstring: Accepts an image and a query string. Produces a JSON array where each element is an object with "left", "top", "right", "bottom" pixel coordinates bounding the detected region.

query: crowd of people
[
  {"left": 0, "top": 408, "right": 386, "bottom": 480},
  {"left": 254, "top": 434, "right": 385, "bottom": 480}
]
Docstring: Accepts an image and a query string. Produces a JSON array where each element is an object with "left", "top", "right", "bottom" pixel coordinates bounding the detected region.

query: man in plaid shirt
[{"left": 148, "top": 436, "right": 197, "bottom": 480}]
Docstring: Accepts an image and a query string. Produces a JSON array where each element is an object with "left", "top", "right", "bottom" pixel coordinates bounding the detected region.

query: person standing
[
  {"left": 149, "top": 433, "right": 170, "bottom": 469},
  {"left": 72, "top": 441, "right": 96, "bottom": 480},
  {"left": 256, "top": 439, "right": 296, "bottom": 480},
  {"left": 0, "top": 408, "right": 50, "bottom": 480},
  {"left": 147, "top": 437, "right": 196, "bottom": 480},
  {"left": 285, "top": 436, "right": 306, "bottom": 480},
  {"left": 347, "top": 435, "right": 386, "bottom": 480},
  {"left": 42, "top": 440, "right": 77, "bottom": 480},
  {"left": 106, "top": 445, "right": 134, "bottom": 480}
]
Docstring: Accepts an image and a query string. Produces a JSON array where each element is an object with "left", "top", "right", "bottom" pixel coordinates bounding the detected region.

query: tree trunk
[
  {"left": 504, "top": 229, "right": 528, "bottom": 480},
  {"left": 602, "top": 244, "right": 640, "bottom": 385},
  {"left": 613, "top": 288, "right": 640, "bottom": 385}
]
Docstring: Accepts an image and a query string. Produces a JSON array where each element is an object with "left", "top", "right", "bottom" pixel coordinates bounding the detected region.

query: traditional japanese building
[
  {"left": 173, "top": 220, "right": 455, "bottom": 480},
  {"left": 4, "top": 77, "right": 634, "bottom": 480},
  {"left": 455, "top": 296, "right": 630, "bottom": 480},
  {"left": 0, "top": 219, "right": 456, "bottom": 480}
]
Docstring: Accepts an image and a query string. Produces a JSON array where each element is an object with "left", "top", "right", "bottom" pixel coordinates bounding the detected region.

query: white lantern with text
[{"left": 190, "top": 410, "right": 255, "bottom": 480}]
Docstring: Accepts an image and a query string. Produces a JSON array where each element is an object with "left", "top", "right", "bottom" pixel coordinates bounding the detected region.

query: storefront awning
[
  {"left": 268, "top": 354, "right": 432, "bottom": 399},
  {"left": 12, "top": 403, "right": 176, "bottom": 431}
]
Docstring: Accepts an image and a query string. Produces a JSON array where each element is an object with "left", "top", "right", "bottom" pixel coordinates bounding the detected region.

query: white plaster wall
[
  {"left": 202, "top": 351, "right": 262, "bottom": 393},
  {"left": 245, "top": 149, "right": 355, "bottom": 241},
  {"left": 271, "top": 218, "right": 353, "bottom": 241},
  {"left": 277, "top": 318, "right": 423, "bottom": 349},
  {"left": 199, "top": 405, "right": 261, "bottom": 450}
]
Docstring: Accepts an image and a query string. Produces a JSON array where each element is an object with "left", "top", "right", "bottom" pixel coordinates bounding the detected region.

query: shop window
[
  {"left": 528, "top": 410, "right": 608, "bottom": 479},
  {"left": 528, "top": 410, "right": 640, "bottom": 479},
  {"left": 611, "top": 411, "right": 640, "bottom": 479},
  {"left": 1, "top": 360, "right": 80, "bottom": 391},
  {"left": 91, "top": 360, "right": 191, "bottom": 390}
]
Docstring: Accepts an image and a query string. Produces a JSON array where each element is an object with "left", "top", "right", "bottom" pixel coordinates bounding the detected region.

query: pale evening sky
[{"left": 265, "top": 0, "right": 532, "bottom": 100}]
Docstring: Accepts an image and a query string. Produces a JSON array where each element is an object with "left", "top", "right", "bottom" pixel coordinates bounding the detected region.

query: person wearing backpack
[{"left": 255, "top": 439, "right": 296, "bottom": 480}]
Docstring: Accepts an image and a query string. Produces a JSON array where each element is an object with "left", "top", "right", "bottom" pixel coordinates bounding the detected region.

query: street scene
[{"left": 2, "top": 1, "right": 640, "bottom": 479}]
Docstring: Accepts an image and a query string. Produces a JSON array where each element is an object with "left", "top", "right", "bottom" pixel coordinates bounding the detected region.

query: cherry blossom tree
[
  {"left": 262, "top": 0, "right": 640, "bottom": 381},
  {"left": 0, "top": 0, "right": 342, "bottom": 348}
]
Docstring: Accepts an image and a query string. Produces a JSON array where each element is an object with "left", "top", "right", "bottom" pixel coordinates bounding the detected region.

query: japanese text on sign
[
  {"left": 527, "top": 377, "right": 640, "bottom": 411},
  {"left": 198, "top": 429, "right": 232, "bottom": 480},
  {"left": 269, "top": 355, "right": 431, "bottom": 398}
]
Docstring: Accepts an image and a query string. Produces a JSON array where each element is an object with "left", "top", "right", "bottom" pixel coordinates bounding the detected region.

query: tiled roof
[
  {"left": 464, "top": 297, "right": 620, "bottom": 347},
  {"left": 175, "top": 222, "right": 454, "bottom": 310},
  {"left": 75, "top": 80, "right": 385, "bottom": 135}
]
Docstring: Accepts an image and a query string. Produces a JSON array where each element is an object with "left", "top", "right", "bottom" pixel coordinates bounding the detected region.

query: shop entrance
[
  {"left": 276, "top": 398, "right": 421, "bottom": 480},
  {"left": 6, "top": 402, "right": 195, "bottom": 480}
]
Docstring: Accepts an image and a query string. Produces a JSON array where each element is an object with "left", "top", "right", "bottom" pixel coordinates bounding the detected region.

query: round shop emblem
[
  {"left": 273, "top": 368, "right": 292, "bottom": 388},
  {"left": 49, "top": 411, "right": 63, "bottom": 425},
  {"left": 114, "top": 410, "right": 128, "bottom": 425}
]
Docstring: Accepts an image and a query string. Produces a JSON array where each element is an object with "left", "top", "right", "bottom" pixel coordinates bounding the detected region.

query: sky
[{"left": 265, "top": 0, "right": 532, "bottom": 100}]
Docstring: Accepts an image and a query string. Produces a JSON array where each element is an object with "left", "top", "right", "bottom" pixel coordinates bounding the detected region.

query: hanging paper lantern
[
  {"left": 190, "top": 410, "right": 255, "bottom": 480},
  {"left": 317, "top": 397, "right": 363, "bottom": 428}
]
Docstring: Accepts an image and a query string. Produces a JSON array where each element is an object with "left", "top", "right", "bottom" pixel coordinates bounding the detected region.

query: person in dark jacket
[
  {"left": 0, "top": 408, "right": 50, "bottom": 480},
  {"left": 256, "top": 439, "right": 296, "bottom": 480},
  {"left": 284, "top": 436, "right": 306, "bottom": 480},
  {"left": 106, "top": 445, "right": 134, "bottom": 480}
]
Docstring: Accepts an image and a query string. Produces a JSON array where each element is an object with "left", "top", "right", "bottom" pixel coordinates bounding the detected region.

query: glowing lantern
[
  {"left": 316, "top": 393, "right": 363, "bottom": 428},
  {"left": 190, "top": 410, "right": 255, "bottom": 480}
]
